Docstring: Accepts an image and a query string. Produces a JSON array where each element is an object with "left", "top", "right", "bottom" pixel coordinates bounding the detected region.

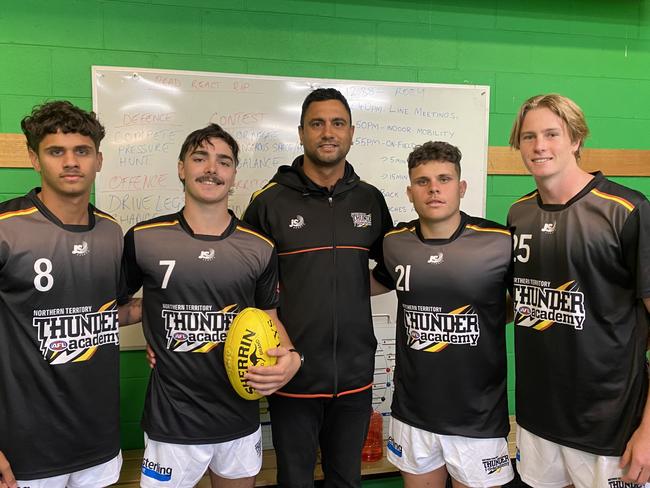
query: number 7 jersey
[{"left": 0, "top": 189, "right": 125, "bottom": 480}]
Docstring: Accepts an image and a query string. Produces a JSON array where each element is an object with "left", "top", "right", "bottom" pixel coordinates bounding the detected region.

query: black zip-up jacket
[{"left": 242, "top": 156, "right": 393, "bottom": 396}]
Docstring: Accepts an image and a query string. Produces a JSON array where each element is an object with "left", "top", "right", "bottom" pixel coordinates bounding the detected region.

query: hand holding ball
[{"left": 223, "top": 308, "right": 281, "bottom": 400}]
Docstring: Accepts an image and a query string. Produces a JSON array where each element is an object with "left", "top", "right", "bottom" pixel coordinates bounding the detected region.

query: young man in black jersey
[
  {"left": 121, "top": 124, "right": 301, "bottom": 488},
  {"left": 508, "top": 94, "right": 650, "bottom": 487},
  {"left": 372, "top": 141, "right": 514, "bottom": 488},
  {"left": 0, "top": 101, "right": 125, "bottom": 488}
]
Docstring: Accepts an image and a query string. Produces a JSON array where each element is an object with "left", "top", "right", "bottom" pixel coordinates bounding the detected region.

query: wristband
[{"left": 288, "top": 348, "right": 304, "bottom": 368}]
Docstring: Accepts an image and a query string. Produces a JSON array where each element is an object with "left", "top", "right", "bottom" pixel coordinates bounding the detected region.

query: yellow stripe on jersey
[
  {"left": 99, "top": 299, "right": 117, "bottom": 312},
  {"left": 449, "top": 304, "right": 471, "bottom": 315},
  {"left": 590, "top": 189, "right": 635, "bottom": 212},
  {"left": 93, "top": 211, "right": 118, "bottom": 224},
  {"left": 134, "top": 220, "right": 179, "bottom": 232},
  {"left": 236, "top": 226, "right": 274, "bottom": 247},
  {"left": 465, "top": 224, "right": 511, "bottom": 236},
  {"left": 513, "top": 192, "right": 538, "bottom": 204},
  {"left": 425, "top": 342, "right": 449, "bottom": 352},
  {"left": 0, "top": 207, "right": 38, "bottom": 220},
  {"left": 74, "top": 346, "right": 98, "bottom": 362},
  {"left": 194, "top": 342, "right": 218, "bottom": 353},
  {"left": 385, "top": 226, "right": 415, "bottom": 238},
  {"left": 533, "top": 281, "right": 575, "bottom": 331}
]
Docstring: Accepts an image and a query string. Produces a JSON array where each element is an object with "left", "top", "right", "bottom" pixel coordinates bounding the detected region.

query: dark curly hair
[
  {"left": 407, "top": 141, "right": 462, "bottom": 177},
  {"left": 21, "top": 101, "right": 105, "bottom": 153}
]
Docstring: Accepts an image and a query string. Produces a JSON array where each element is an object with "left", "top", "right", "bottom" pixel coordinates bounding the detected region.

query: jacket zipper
[{"left": 329, "top": 195, "right": 339, "bottom": 396}]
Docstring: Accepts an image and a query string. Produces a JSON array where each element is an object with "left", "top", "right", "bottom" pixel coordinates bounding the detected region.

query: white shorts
[
  {"left": 140, "top": 427, "right": 262, "bottom": 488},
  {"left": 516, "top": 425, "right": 649, "bottom": 488},
  {"left": 387, "top": 417, "right": 514, "bottom": 488},
  {"left": 16, "top": 453, "right": 122, "bottom": 488}
]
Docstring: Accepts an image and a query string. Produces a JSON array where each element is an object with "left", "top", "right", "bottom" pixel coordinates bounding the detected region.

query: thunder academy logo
[
  {"left": 32, "top": 301, "right": 119, "bottom": 364},
  {"left": 162, "top": 303, "right": 237, "bottom": 352},
  {"left": 482, "top": 454, "right": 510, "bottom": 474},
  {"left": 403, "top": 303, "right": 480, "bottom": 352},
  {"left": 513, "top": 278, "right": 585, "bottom": 330},
  {"left": 607, "top": 478, "right": 644, "bottom": 488}
]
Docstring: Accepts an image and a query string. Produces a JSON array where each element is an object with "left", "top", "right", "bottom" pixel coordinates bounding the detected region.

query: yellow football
[{"left": 223, "top": 307, "right": 280, "bottom": 400}]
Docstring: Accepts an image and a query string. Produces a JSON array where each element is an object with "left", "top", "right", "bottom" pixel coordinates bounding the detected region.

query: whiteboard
[{"left": 92, "top": 66, "right": 490, "bottom": 348}]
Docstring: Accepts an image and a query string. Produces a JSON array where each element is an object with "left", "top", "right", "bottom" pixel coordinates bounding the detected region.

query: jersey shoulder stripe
[
  {"left": 590, "top": 188, "right": 635, "bottom": 212},
  {"left": 465, "top": 223, "right": 511, "bottom": 236},
  {"left": 93, "top": 210, "right": 119, "bottom": 225},
  {"left": 235, "top": 225, "right": 274, "bottom": 248},
  {"left": 0, "top": 206, "right": 38, "bottom": 221},
  {"left": 385, "top": 226, "right": 414, "bottom": 238},
  {"left": 134, "top": 219, "right": 179, "bottom": 232},
  {"left": 512, "top": 191, "right": 538, "bottom": 206}
]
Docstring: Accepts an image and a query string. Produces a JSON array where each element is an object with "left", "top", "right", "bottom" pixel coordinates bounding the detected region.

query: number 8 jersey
[{"left": 0, "top": 189, "right": 125, "bottom": 480}]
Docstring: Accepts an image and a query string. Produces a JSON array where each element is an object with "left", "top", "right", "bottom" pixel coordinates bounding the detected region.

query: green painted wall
[{"left": 2, "top": 0, "right": 650, "bottom": 452}]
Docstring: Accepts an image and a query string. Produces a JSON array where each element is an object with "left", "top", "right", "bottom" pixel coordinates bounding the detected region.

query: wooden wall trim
[
  {"left": 488, "top": 146, "right": 650, "bottom": 176},
  {"left": 0, "top": 134, "right": 31, "bottom": 168},
  {"left": 1, "top": 133, "right": 649, "bottom": 176}
]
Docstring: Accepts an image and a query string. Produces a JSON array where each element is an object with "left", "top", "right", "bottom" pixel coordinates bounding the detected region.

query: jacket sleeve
[{"left": 369, "top": 189, "right": 394, "bottom": 263}]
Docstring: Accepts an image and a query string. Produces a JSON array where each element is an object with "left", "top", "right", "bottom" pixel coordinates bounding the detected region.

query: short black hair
[
  {"left": 178, "top": 123, "right": 239, "bottom": 165},
  {"left": 299, "top": 88, "right": 352, "bottom": 127},
  {"left": 21, "top": 100, "right": 105, "bottom": 153},
  {"left": 407, "top": 141, "right": 462, "bottom": 177}
]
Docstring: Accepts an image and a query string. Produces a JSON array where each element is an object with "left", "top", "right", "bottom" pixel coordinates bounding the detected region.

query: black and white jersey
[
  {"left": 374, "top": 213, "right": 512, "bottom": 438},
  {"left": 0, "top": 189, "right": 124, "bottom": 480},
  {"left": 123, "top": 210, "right": 279, "bottom": 444},
  {"left": 508, "top": 172, "right": 650, "bottom": 456}
]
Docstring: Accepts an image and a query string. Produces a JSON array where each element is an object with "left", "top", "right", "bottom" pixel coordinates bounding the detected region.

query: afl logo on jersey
[
  {"left": 518, "top": 306, "right": 532, "bottom": 316},
  {"left": 173, "top": 332, "right": 188, "bottom": 341},
  {"left": 49, "top": 340, "right": 68, "bottom": 351},
  {"left": 71, "top": 241, "right": 89, "bottom": 256}
]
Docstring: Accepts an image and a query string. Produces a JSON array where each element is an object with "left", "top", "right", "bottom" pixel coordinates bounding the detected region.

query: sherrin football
[{"left": 223, "top": 307, "right": 281, "bottom": 400}]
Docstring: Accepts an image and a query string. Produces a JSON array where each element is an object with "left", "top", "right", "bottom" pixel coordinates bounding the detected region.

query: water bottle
[{"left": 361, "top": 410, "right": 383, "bottom": 462}]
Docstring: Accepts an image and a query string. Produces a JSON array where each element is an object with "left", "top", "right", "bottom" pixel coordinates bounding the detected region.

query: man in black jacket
[{"left": 243, "top": 88, "right": 393, "bottom": 488}]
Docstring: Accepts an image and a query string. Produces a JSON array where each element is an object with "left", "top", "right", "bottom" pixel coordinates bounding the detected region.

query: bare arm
[
  {"left": 370, "top": 274, "right": 390, "bottom": 296},
  {"left": 0, "top": 451, "right": 16, "bottom": 488},
  {"left": 118, "top": 297, "right": 142, "bottom": 327},
  {"left": 245, "top": 309, "right": 301, "bottom": 396},
  {"left": 619, "top": 297, "right": 650, "bottom": 483}
]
